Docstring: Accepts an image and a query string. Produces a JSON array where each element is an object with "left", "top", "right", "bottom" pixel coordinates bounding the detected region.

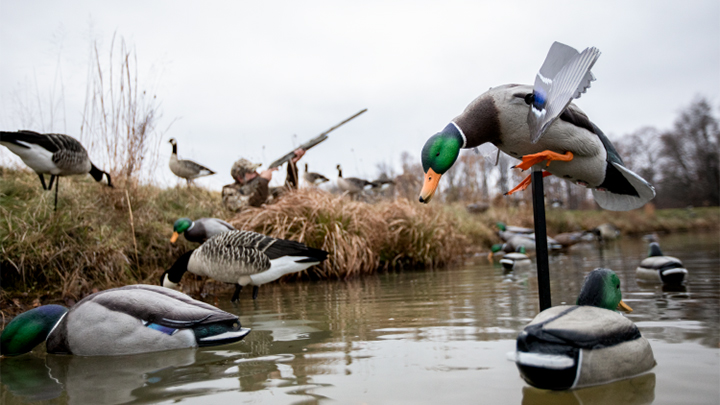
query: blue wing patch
[{"left": 144, "top": 322, "right": 179, "bottom": 336}]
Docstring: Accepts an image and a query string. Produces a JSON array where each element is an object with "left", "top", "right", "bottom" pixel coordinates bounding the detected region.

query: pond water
[{"left": 2, "top": 231, "right": 719, "bottom": 404}]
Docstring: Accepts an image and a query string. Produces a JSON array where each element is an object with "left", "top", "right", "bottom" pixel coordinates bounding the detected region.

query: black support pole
[{"left": 531, "top": 168, "right": 552, "bottom": 311}]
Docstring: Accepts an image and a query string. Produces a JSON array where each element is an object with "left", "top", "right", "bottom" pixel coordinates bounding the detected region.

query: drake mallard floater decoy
[
  {"left": 419, "top": 42, "right": 655, "bottom": 211},
  {"left": 0, "top": 130, "right": 113, "bottom": 210},
  {"left": 303, "top": 163, "right": 330, "bottom": 186},
  {"left": 162, "top": 230, "right": 329, "bottom": 302},
  {"left": 511, "top": 268, "right": 655, "bottom": 390},
  {"left": 636, "top": 242, "right": 687, "bottom": 284},
  {"left": 168, "top": 138, "right": 215, "bottom": 184},
  {"left": 0, "top": 285, "right": 250, "bottom": 357},
  {"left": 171, "top": 217, "right": 235, "bottom": 244},
  {"left": 499, "top": 246, "right": 532, "bottom": 270}
]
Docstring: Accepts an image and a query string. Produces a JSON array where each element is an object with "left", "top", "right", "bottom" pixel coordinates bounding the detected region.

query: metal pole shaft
[{"left": 531, "top": 168, "right": 552, "bottom": 311}]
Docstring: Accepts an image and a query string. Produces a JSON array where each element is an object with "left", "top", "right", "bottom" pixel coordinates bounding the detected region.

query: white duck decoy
[
  {"left": 168, "top": 138, "right": 215, "bottom": 184},
  {"left": 170, "top": 217, "right": 235, "bottom": 244},
  {"left": 336, "top": 164, "right": 372, "bottom": 196},
  {"left": 512, "top": 268, "right": 655, "bottom": 390},
  {"left": 0, "top": 130, "right": 113, "bottom": 210},
  {"left": 419, "top": 42, "right": 655, "bottom": 211},
  {"left": 303, "top": 163, "right": 329, "bottom": 186},
  {"left": 636, "top": 242, "right": 687, "bottom": 284},
  {"left": 162, "top": 230, "right": 329, "bottom": 301},
  {"left": 0, "top": 285, "right": 250, "bottom": 357}
]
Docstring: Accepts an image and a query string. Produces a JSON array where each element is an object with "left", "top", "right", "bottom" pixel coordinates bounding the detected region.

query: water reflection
[{"left": 522, "top": 373, "right": 656, "bottom": 405}]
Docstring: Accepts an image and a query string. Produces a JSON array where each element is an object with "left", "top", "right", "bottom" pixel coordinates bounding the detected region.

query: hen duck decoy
[
  {"left": 336, "top": 164, "right": 372, "bottom": 195},
  {"left": 171, "top": 217, "right": 235, "bottom": 244},
  {"left": 511, "top": 268, "right": 655, "bottom": 390},
  {"left": 419, "top": 42, "right": 655, "bottom": 211},
  {"left": 162, "top": 230, "right": 329, "bottom": 302},
  {"left": 636, "top": 242, "right": 687, "bottom": 284},
  {"left": 0, "top": 285, "right": 250, "bottom": 357},
  {"left": 0, "top": 130, "right": 113, "bottom": 210},
  {"left": 303, "top": 163, "right": 329, "bottom": 186},
  {"left": 168, "top": 138, "right": 215, "bottom": 184}
]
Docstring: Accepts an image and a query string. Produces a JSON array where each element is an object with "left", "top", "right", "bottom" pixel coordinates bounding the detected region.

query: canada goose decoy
[
  {"left": 336, "top": 164, "right": 372, "bottom": 195},
  {"left": 419, "top": 42, "right": 655, "bottom": 211},
  {"left": 636, "top": 242, "right": 687, "bottom": 284},
  {"left": 370, "top": 174, "right": 395, "bottom": 191},
  {"left": 511, "top": 268, "right": 655, "bottom": 390},
  {"left": 171, "top": 217, "right": 235, "bottom": 244},
  {"left": 168, "top": 138, "right": 215, "bottom": 184},
  {"left": 499, "top": 246, "right": 532, "bottom": 270},
  {"left": 162, "top": 230, "right": 329, "bottom": 302},
  {"left": 303, "top": 163, "right": 329, "bottom": 186},
  {"left": 0, "top": 130, "right": 113, "bottom": 210},
  {"left": 0, "top": 285, "right": 250, "bottom": 357}
]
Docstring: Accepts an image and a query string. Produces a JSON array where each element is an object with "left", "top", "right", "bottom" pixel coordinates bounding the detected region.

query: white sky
[{"left": 1, "top": 0, "right": 718, "bottom": 190}]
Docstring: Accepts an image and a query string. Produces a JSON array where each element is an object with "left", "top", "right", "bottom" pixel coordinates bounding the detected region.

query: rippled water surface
[{"left": 2, "top": 232, "right": 719, "bottom": 404}]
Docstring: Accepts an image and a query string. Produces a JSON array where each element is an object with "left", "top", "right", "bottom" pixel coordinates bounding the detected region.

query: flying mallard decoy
[
  {"left": 162, "top": 230, "right": 329, "bottom": 302},
  {"left": 419, "top": 42, "right": 655, "bottom": 211},
  {"left": 336, "top": 164, "right": 372, "bottom": 195},
  {"left": 303, "top": 163, "right": 329, "bottom": 186},
  {"left": 636, "top": 242, "right": 687, "bottom": 284},
  {"left": 168, "top": 138, "right": 215, "bottom": 184},
  {"left": 499, "top": 246, "right": 532, "bottom": 270},
  {"left": 171, "top": 217, "right": 235, "bottom": 244},
  {"left": 0, "top": 130, "right": 113, "bottom": 210},
  {"left": 511, "top": 268, "right": 655, "bottom": 390},
  {"left": 0, "top": 285, "right": 250, "bottom": 357}
]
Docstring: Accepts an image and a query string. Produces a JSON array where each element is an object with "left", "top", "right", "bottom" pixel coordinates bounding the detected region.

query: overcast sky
[{"left": 1, "top": 0, "right": 718, "bottom": 190}]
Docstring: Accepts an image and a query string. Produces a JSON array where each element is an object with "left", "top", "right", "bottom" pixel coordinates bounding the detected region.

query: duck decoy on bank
[
  {"left": 0, "top": 130, "right": 113, "bottom": 210},
  {"left": 162, "top": 230, "right": 329, "bottom": 302},
  {"left": 303, "top": 163, "right": 329, "bottom": 186},
  {"left": 511, "top": 268, "right": 655, "bottom": 390},
  {"left": 0, "top": 285, "right": 250, "bottom": 357},
  {"left": 636, "top": 242, "right": 687, "bottom": 284},
  {"left": 171, "top": 217, "right": 235, "bottom": 244},
  {"left": 496, "top": 222, "right": 534, "bottom": 235},
  {"left": 336, "top": 164, "right": 372, "bottom": 196},
  {"left": 168, "top": 138, "right": 215, "bottom": 184},
  {"left": 419, "top": 42, "right": 655, "bottom": 211}
]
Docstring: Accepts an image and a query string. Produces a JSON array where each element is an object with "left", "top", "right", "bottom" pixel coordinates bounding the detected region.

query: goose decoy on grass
[
  {"left": 162, "top": 230, "right": 329, "bottom": 302},
  {"left": 0, "top": 285, "right": 250, "bottom": 357},
  {"left": 171, "top": 217, "right": 235, "bottom": 244},
  {"left": 0, "top": 130, "right": 113, "bottom": 210},
  {"left": 168, "top": 138, "right": 215, "bottom": 185},
  {"left": 419, "top": 42, "right": 655, "bottom": 211},
  {"left": 511, "top": 268, "right": 655, "bottom": 390},
  {"left": 303, "top": 163, "right": 329, "bottom": 186},
  {"left": 636, "top": 242, "right": 687, "bottom": 284},
  {"left": 370, "top": 174, "right": 396, "bottom": 191},
  {"left": 336, "top": 164, "right": 372, "bottom": 196}
]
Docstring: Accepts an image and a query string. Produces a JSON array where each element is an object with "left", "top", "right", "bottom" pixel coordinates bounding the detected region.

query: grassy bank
[{"left": 1, "top": 167, "right": 718, "bottom": 319}]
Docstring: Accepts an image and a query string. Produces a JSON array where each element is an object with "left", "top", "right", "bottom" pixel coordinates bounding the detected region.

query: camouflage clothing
[
  {"left": 230, "top": 158, "right": 262, "bottom": 182},
  {"left": 221, "top": 159, "right": 300, "bottom": 212}
]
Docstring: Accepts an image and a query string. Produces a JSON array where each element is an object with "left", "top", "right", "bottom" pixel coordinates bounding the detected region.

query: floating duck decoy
[
  {"left": 511, "top": 268, "right": 655, "bottom": 390},
  {"left": 168, "top": 138, "right": 215, "bottom": 184},
  {"left": 162, "top": 230, "right": 329, "bottom": 301},
  {"left": 419, "top": 42, "right": 655, "bottom": 211},
  {"left": 0, "top": 130, "right": 113, "bottom": 210},
  {"left": 593, "top": 223, "right": 621, "bottom": 242},
  {"left": 636, "top": 242, "right": 687, "bottom": 284},
  {"left": 171, "top": 217, "right": 235, "bottom": 244},
  {"left": 552, "top": 231, "right": 588, "bottom": 248},
  {"left": 336, "top": 164, "right": 372, "bottom": 196},
  {"left": 500, "top": 246, "right": 532, "bottom": 270},
  {"left": 0, "top": 285, "right": 250, "bottom": 357},
  {"left": 303, "top": 163, "right": 329, "bottom": 186}
]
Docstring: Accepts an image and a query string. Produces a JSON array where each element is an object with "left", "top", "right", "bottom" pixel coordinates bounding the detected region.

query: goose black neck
[
  {"left": 89, "top": 164, "right": 112, "bottom": 187},
  {"left": 171, "top": 143, "right": 178, "bottom": 155},
  {"left": 166, "top": 250, "right": 194, "bottom": 283}
]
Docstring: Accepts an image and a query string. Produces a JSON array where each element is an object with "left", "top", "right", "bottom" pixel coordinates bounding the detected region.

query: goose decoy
[
  {"left": 0, "top": 285, "right": 250, "bottom": 357},
  {"left": 370, "top": 174, "right": 395, "bottom": 191},
  {"left": 511, "top": 268, "right": 655, "bottom": 390},
  {"left": 419, "top": 42, "right": 655, "bottom": 211},
  {"left": 499, "top": 246, "right": 532, "bottom": 270},
  {"left": 168, "top": 138, "right": 215, "bottom": 184},
  {"left": 162, "top": 230, "right": 329, "bottom": 302},
  {"left": 303, "top": 163, "right": 329, "bottom": 186},
  {"left": 636, "top": 242, "right": 687, "bottom": 284},
  {"left": 336, "top": 164, "right": 372, "bottom": 195},
  {"left": 0, "top": 130, "right": 113, "bottom": 210},
  {"left": 171, "top": 217, "right": 235, "bottom": 244}
]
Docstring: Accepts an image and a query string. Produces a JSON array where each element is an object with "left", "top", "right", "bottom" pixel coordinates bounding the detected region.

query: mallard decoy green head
[
  {"left": 419, "top": 123, "right": 464, "bottom": 203},
  {"left": 496, "top": 222, "right": 507, "bottom": 231},
  {"left": 576, "top": 268, "right": 633, "bottom": 312},
  {"left": 1, "top": 305, "right": 68, "bottom": 356},
  {"left": 171, "top": 218, "right": 193, "bottom": 243}
]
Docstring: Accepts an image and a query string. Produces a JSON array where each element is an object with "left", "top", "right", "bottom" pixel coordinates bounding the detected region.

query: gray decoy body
[
  {"left": 162, "top": 230, "right": 329, "bottom": 301},
  {"left": 171, "top": 217, "right": 235, "bottom": 244},
  {"left": 168, "top": 138, "right": 215, "bottom": 184},
  {"left": 336, "top": 164, "right": 372, "bottom": 195},
  {"left": 303, "top": 163, "right": 329, "bottom": 186},
  {"left": 0, "top": 130, "right": 113, "bottom": 209},
  {"left": 636, "top": 242, "right": 687, "bottom": 284},
  {"left": 0, "top": 285, "right": 250, "bottom": 357}
]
